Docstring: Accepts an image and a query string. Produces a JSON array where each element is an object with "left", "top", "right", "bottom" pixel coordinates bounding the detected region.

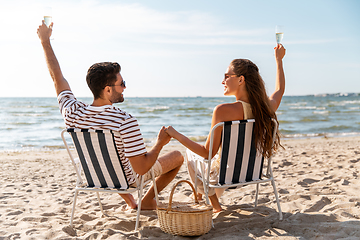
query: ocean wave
[
  {"left": 0, "top": 145, "right": 65, "bottom": 152},
  {"left": 175, "top": 114, "right": 192, "bottom": 117},
  {"left": 180, "top": 107, "right": 210, "bottom": 111},
  {"left": 289, "top": 106, "right": 317, "bottom": 110},
  {"left": 318, "top": 125, "right": 352, "bottom": 131},
  {"left": 286, "top": 102, "right": 308, "bottom": 106},
  {"left": 136, "top": 115, "right": 161, "bottom": 119},
  {"left": 9, "top": 122, "right": 36, "bottom": 125},
  {"left": 313, "top": 110, "right": 330, "bottom": 115},
  {"left": 9, "top": 112, "right": 53, "bottom": 117},
  {"left": 143, "top": 106, "right": 170, "bottom": 112},
  {"left": 300, "top": 117, "right": 329, "bottom": 122},
  {"left": 278, "top": 120, "right": 292, "bottom": 124},
  {"left": 283, "top": 131, "right": 360, "bottom": 139},
  {"left": 313, "top": 92, "right": 359, "bottom": 97},
  {"left": 328, "top": 100, "right": 360, "bottom": 106}
]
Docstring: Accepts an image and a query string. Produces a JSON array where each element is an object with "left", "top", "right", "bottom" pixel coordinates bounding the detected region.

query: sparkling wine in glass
[
  {"left": 44, "top": 7, "right": 52, "bottom": 27},
  {"left": 275, "top": 25, "right": 284, "bottom": 44}
]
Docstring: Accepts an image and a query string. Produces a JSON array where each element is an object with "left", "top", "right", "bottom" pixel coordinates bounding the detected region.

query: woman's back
[
  {"left": 213, "top": 100, "right": 253, "bottom": 125},
  {"left": 236, "top": 100, "right": 253, "bottom": 119}
]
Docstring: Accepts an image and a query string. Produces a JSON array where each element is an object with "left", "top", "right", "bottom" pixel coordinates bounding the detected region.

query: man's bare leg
[
  {"left": 141, "top": 150, "right": 184, "bottom": 210},
  {"left": 118, "top": 194, "right": 137, "bottom": 209}
]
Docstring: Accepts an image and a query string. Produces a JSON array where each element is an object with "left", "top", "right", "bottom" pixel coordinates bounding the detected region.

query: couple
[{"left": 37, "top": 21, "right": 285, "bottom": 213}]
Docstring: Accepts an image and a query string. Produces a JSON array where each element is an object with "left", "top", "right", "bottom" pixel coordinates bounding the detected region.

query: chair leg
[
  {"left": 199, "top": 162, "right": 210, "bottom": 205},
  {"left": 135, "top": 176, "right": 145, "bottom": 231},
  {"left": 255, "top": 183, "right": 259, "bottom": 207},
  {"left": 271, "top": 179, "right": 283, "bottom": 220},
  {"left": 135, "top": 198, "right": 141, "bottom": 231},
  {"left": 194, "top": 161, "right": 198, "bottom": 197},
  {"left": 151, "top": 168, "right": 159, "bottom": 205},
  {"left": 70, "top": 189, "right": 79, "bottom": 227},
  {"left": 96, "top": 192, "right": 105, "bottom": 216}
]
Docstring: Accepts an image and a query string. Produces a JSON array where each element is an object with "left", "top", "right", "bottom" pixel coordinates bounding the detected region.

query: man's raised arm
[{"left": 37, "top": 21, "right": 70, "bottom": 95}]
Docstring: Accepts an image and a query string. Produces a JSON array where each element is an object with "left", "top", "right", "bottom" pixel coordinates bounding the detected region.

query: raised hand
[
  {"left": 37, "top": 21, "right": 53, "bottom": 43},
  {"left": 274, "top": 43, "right": 286, "bottom": 61}
]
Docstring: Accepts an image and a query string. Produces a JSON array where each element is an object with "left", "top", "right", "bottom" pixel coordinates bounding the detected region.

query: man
[{"left": 37, "top": 21, "right": 184, "bottom": 210}]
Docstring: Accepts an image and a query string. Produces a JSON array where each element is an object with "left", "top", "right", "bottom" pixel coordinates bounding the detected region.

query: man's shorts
[{"left": 130, "top": 160, "right": 163, "bottom": 187}]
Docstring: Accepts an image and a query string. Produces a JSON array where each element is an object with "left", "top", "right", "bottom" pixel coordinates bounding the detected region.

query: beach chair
[
  {"left": 61, "top": 128, "right": 159, "bottom": 231},
  {"left": 194, "top": 119, "right": 283, "bottom": 220}
]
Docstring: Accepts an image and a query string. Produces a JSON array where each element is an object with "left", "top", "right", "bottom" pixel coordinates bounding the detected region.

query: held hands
[
  {"left": 156, "top": 126, "right": 180, "bottom": 147},
  {"left": 37, "top": 21, "right": 53, "bottom": 43},
  {"left": 274, "top": 44, "right": 286, "bottom": 61},
  {"left": 157, "top": 126, "right": 171, "bottom": 147},
  {"left": 164, "top": 126, "right": 178, "bottom": 138}
]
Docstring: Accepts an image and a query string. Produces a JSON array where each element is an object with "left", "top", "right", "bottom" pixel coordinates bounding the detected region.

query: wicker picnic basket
[{"left": 156, "top": 180, "right": 213, "bottom": 236}]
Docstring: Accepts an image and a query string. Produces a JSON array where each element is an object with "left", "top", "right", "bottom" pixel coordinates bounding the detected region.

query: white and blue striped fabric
[
  {"left": 218, "top": 119, "right": 264, "bottom": 185},
  {"left": 67, "top": 128, "right": 129, "bottom": 189}
]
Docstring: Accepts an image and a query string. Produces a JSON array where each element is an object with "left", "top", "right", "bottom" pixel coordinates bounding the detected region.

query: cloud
[{"left": 1, "top": 0, "right": 340, "bottom": 46}]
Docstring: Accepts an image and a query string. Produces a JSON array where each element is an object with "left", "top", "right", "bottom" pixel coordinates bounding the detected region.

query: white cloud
[{"left": 0, "top": 0, "right": 357, "bottom": 98}]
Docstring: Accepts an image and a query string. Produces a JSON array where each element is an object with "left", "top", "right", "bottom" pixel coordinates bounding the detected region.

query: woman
[{"left": 165, "top": 44, "right": 286, "bottom": 212}]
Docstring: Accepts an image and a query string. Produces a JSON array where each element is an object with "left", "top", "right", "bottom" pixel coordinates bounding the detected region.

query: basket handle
[{"left": 167, "top": 180, "right": 199, "bottom": 212}]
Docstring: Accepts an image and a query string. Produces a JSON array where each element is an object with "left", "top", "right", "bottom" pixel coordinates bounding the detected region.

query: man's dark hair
[{"left": 86, "top": 62, "right": 121, "bottom": 99}]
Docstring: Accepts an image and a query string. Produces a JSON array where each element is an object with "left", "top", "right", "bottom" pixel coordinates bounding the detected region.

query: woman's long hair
[{"left": 231, "top": 59, "right": 281, "bottom": 158}]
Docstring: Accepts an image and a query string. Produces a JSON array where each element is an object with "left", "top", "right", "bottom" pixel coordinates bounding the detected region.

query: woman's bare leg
[{"left": 209, "top": 194, "right": 222, "bottom": 212}]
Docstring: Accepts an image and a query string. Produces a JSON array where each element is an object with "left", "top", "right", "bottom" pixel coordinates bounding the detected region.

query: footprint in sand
[
  {"left": 26, "top": 229, "right": 40, "bottom": 236},
  {"left": 350, "top": 159, "right": 360, "bottom": 163},
  {"left": 278, "top": 159, "right": 293, "bottom": 168},
  {"left": 297, "top": 178, "right": 320, "bottom": 187},
  {"left": 6, "top": 210, "right": 23, "bottom": 216},
  {"left": 80, "top": 213, "right": 97, "bottom": 221},
  {"left": 40, "top": 212, "right": 56, "bottom": 217},
  {"left": 341, "top": 179, "right": 350, "bottom": 185},
  {"left": 62, "top": 225, "right": 76, "bottom": 237},
  {"left": 106, "top": 221, "right": 134, "bottom": 231},
  {"left": 304, "top": 196, "right": 331, "bottom": 212}
]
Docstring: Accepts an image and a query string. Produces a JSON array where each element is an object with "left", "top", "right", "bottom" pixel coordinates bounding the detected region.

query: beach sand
[{"left": 1, "top": 136, "right": 360, "bottom": 239}]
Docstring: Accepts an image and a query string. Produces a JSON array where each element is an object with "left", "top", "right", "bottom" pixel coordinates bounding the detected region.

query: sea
[{"left": 0, "top": 93, "right": 359, "bottom": 151}]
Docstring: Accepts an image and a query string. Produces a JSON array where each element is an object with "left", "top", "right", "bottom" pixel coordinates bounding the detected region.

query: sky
[{"left": 0, "top": 0, "right": 359, "bottom": 98}]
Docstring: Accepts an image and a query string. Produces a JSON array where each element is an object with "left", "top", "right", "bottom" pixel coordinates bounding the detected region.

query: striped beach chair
[
  {"left": 61, "top": 128, "right": 159, "bottom": 230},
  {"left": 195, "top": 119, "right": 283, "bottom": 220}
]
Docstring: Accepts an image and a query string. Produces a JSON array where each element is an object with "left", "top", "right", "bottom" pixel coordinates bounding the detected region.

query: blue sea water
[{"left": 0, "top": 93, "right": 359, "bottom": 151}]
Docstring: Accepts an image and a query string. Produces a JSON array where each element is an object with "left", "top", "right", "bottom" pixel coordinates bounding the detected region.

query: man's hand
[
  {"left": 128, "top": 126, "right": 171, "bottom": 175},
  {"left": 156, "top": 126, "right": 171, "bottom": 147},
  {"left": 37, "top": 21, "right": 53, "bottom": 43}
]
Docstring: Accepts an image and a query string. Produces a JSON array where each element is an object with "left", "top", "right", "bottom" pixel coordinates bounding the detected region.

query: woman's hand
[
  {"left": 164, "top": 126, "right": 178, "bottom": 139},
  {"left": 274, "top": 43, "right": 286, "bottom": 61}
]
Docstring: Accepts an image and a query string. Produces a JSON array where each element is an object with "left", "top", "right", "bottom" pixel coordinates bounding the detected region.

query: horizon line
[{"left": 0, "top": 92, "right": 359, "bottom": 98}]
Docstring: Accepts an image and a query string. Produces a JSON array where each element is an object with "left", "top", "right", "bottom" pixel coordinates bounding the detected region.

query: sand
[{"left": 1, "top": 136, "right": 360, "bottom": 239}]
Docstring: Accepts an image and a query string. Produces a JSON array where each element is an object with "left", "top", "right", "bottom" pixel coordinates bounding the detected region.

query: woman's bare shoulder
[{"left": 213, "top": 102, "right": 244, "bottom": 122}]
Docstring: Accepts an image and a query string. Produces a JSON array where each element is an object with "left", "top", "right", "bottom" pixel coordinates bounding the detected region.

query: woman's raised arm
[{"left": 269, "top": 44, "right": 286, "bottom": 112}]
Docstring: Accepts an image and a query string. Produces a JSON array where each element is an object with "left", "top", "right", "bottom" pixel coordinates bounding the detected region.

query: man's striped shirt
[{"left": 58, "top": 90, "right": 147, "bottom": 185}]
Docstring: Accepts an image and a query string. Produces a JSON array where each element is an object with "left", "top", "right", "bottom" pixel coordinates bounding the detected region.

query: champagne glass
[
  {"left": 275, "top": 25, "right": 284, "bottom": 44},
  {"left": 43, "top": 7, "right": 54, "bottom": 40},
  {"left": 44, "top": 7, "right": 52, "bottom": 27}
]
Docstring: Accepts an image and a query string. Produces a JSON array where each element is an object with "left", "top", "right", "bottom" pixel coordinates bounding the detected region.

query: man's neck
[{"left": 91, "top": 98, "right": 112, "bottom": 107}]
